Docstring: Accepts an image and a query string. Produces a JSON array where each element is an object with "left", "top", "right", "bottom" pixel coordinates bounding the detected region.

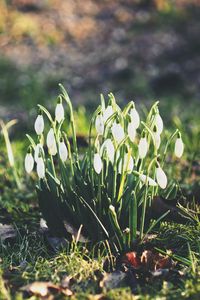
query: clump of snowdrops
[{"left": 25, "top": 84, "right": 184, "bottom": 253}]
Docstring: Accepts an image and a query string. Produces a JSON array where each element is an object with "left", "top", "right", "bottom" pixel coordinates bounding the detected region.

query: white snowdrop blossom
[
  {"left": 156, "top": 166, "right": 167, "bottom": 189},
  {"left": 128, "top": 121, "right": 136, "bottom": 142},
  {"left": 138, "top": 137, "right": 148, "bottom": 159},
  {"left": 34, "top": 144, "right": 43, "bottom": 163},
  {"left": 111, "top": 122, "right": 125, "bottom": 144},
  {"left": 95, "top": 114, "right": 104, "bottom": 135},
  {"left": 37, "top": 157, "right": 45, "bottom": 179},
  {"left": 153, "top": 131, "right": 161, "bottom": 150},
  {"left": 100, "top": 139, "right": 115, "bottom": 163},
  {"left": 139, "top": 174, "right": 157, "bottom": 186},
  {"left": 118, "top": 154, "right": 134, "bottom": 174},
  {"left": 103, "top": 106, "right": 113, "bottom": 123},
  {"left": 55, "top": 102, "right": 64, "bottom": 123},
  {"left": 25, "top": 153, "right": 34, "bottom": 174},
  {"left": 34, "top": 114, "right": 44, "bottom": 135},
  {"left": 130, "top": 107, "right": 140, "bottom": 129},
  {"left": 48, "top": 142, "right": 57, "bottom": 156},
  {"left": 94, "top": 153, "right": 103, "bottom": 174},
  {"left": 174, "top": 137, "right": 184, "bottom": 158},
  {"left": 154, "top": 113, "right": 163, "bottom": 134},
  {"left": 47, "top": 128, "right": 56, "bottom": 149},
  {"left": 59, "top": 141, "right": 68, "bottom": 162}
]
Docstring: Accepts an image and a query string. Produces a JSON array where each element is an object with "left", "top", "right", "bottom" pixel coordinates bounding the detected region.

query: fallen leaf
[
  {"left": 121, "top": 252, "right": 141, "bottom": 269},
  {"left": 0, "top": 223, "right": 16, "bottom": 242}
]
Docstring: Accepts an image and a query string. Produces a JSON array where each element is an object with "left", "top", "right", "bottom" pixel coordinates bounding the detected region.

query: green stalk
[{"left": 129, "top": 191, "right": 137, "bottom": 244}]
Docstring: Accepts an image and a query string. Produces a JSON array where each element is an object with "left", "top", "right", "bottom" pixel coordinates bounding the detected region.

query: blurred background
[{"left": 0, "top": 0, "right": 200, "bottom": 130}]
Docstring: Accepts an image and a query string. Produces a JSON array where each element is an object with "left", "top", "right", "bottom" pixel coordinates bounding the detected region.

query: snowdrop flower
[
  {"left": 55, "top": 99, "right": 64, "bottom": 123},
  {"left": 94, "top": 153, "right": 103, "bottom": 174},
  {"left": 111, "top": 122, "right": 125, "bottom": 144},
  {"left": 156, "top": 165, "right": 167, "bottom": 189},
  {"left": 59, "top": 139, "right": 68, "bottom": 162},
  {"left": 138, "top": 136, "right": 148, "bottom": 159},
  {"left": 95, "top": 114, "right": 104, "bottom": 135},
  {"left": 130, "top": 106, "right": 140, "bottom": 129},
  {"left": 36, "top": 157, "right": 45, "bottom": 179},
  {"left": 48, "top": 143, "right": 57, "bottom": 156},
  {"left": 100, "top": 139, "right": 115, "bottom": 163},
  {"left": 34, "top": 112, "right": 44, "bottom": 135},
  {"left": 24, "top": 150, "right": 34, "bottom": 174},
  {"left": 103, "top": 106, "right": 113, "bottom": 123},
  {"left": 139, "top": 174, "right": 157, "bottom": 186},
  {"left": 153, "top": 128, "right": 161, "bottom": 150},
  {"left": 47, "top": 128, "right": 56, "bottom": 149},
  {"left": 118, "top": 154, "right": 134, "bottom": 174},
  {"left": 154, "top": 113, "right": 163, "bottom": 135},
  {"left": 174, "top": 135, "right": 184, "bottom": 158},
  {"left": 128, "top": 121, "right": 136, "bottom": 142},
  {"left": 34, "top": 144, "right": 43, "bottom": 163}
]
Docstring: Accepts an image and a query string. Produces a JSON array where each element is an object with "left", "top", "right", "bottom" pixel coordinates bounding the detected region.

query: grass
[{"left": 0, "top": 96, "right": 200, "bottom": 299}]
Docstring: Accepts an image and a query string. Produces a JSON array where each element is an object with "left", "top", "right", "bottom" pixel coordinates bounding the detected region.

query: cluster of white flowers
[
  {"left": 93, "top": 102, "right": 184, "bottom": 190},
  {"left": 25, "top": 100, "right": 68, "bottom": 178}
]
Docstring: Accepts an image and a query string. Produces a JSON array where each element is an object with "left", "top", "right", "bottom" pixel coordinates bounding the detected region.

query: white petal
[
  {"left": 103, "top": 106, "right": 113, "bottom": 123},
  {"left": 48, "top": 142, "right": 57, "bottom": 156},
  {"left": 47, "top": 128, "right": 56, "bottom": 149},
  {"left": 175, "top": 138, "right": 184, "bottom": 158},
  {"left": 34, "top": 144, "right": 43, "bottom": 163},
  {"left": 153, "top": 132, "right": 161, "bottom": 150},
  {"left": 139, "top": 174, "right": 157, "bottom": 186},
  {"left": 94, "top": 153, "right": 102, "bottom": 174},
  {"left": 128, "top": 122, "right": 136, "bottom": 142},
  {"left": 34, "top": 115, "right": 44, "bottom": 135},
  {"left": 25, "top": 153, "right": 34, "bottom": 174},
  {"left": 111, "top": 122, "right": 125, "bottom": 144},
  {"left": 155, "top": 114, "right": 163, "bottom": 134},
  {"left": 95, "top": 115, "right": 104, "bottom": 135},
  {"left": 130, "top": 108, "right": 140, "bottom": 129},
  {"left": 55, "top": 103, "right": 64, "bottom": 123},
  {"left": 119, "top": 154, "right": 134, "bottom": 174},
  {"left": 59, "top": 142, "right": 68, "bottom": 162},
  {"left": 156, "top": 167, "right": 167, "bottom": 189},
  {"left": 100, "top": 139, "right": 115, "bottom": 163},
  {"left": 138, "top": 137, "right": 148, "bottom": 159},
  {"left": 37, "top": 157, "right": 45, "bottom": 179}
]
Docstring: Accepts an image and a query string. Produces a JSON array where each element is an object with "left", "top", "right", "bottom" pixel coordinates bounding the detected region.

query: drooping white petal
[
  {"left": 118, "top": 154, "right": 134, "bottom": 174},
  {"left": 94, "top": 153, "right": 102, "bottom": 174},
  {"left": 25, "top": 153, "right": 34, "bottom": 174},
  {"left": 37, "top": 157, "right": 45, "bottom": 179},
  {"left": 95, "top": 114, "right": 104, "bottom": 135},
  {"left": 59, "top": 141, "right": 68, "bottom": 162},
  {"left": 130, "top": 107, "right": 140, "bottom": 129},
  {"left": 111, "top": 122, "right": 125, "bottom": 144},
  {"left": 128, "top": 121, "right": 136, "bottom": 142},
  {"left": 138, "top": 137, "right": 148, "bottom": 159},
  {"left": 153, "top": 131, "right": 161, "bottom": 150},
  {"left": 100, "top": 139, "right": 115, "bottom": 163},
  {"left": 174, "top": 137, "right": 184, "bottom": 158},
  {"left": 47, "top": 128, "right": 56, "bottom": 149},
  {"left": 139, "top": 174, "right": 157, "bottom": 186},
  {"left": 34, "top": 144, "right": 43, "bottom": 163},
  {"left": 48, "top": 142, "right": 57, "bottom": 156},
  {"left": 55, "top": 103, "right": 64, "bottom": 123},
  {"left": 103, "top": 106, "right": 113, "bottom": 123},
  {"left": 34, "top": 115, "right": 44, "bottom": 135},
  {"left": 155, "top": 113, "right": 163, "bottom": 134},
  {"left": 156, "top": 167, "right": 167, "bottom": 189}
]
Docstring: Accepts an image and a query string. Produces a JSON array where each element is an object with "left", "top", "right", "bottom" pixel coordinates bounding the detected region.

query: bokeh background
[{"left": 0, "top": 0, "right": 200, "bottom": 130}]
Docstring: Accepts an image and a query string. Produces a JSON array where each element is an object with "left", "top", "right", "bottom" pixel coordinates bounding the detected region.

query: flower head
[
  {"left": 103, "top": 106, "right": 113, "bottom": 123},
  {"left": 156, "top": 165, "right": 167, "bottom": 189},
  {"left": 55, "top": 99, "right": 64, "bottom": 123},
  {"left": 130, "top": 107, "right": 140, "bottom": 129},
  {"left": 138, "top": 136, "right": 148, "bottom": 159},
  {"left": 95, "top": 114, "right": 104, "bottom": 135},
  {"left": 154, "top": 113, "right": 163, "bottom": 135},
  {"left": 118, "top": 153, "right": 134, "bottom": 174},
  {"left": 36, "top": 157, "right": 45, "bottom": 179},
  {"left": 59, "top": 139, "right": 68, "bottom": 162},
  {"left": 174, "top": 135, "right": 184, "bottom": 158},
  {"left": 111, "top": 122, "right": 125, "bottom": 144},
  {"left": 25, "top": 150, "right": 34, "bottom": 174},
  {"left": 139, "top": 174, "right": 157, "bottom": 186},
  {"left": 94, "top": 153, "right": 102, "bottom": 174},
  {"left": 34, "top": 144, "right": 44, "bottom": 163},
  {"left": 100, "top": 139, "right": 115, "bottom": 163},
  {"left": 128, "top": 121, "right": 136, "bottom": 143},
  {"left": 34, "top": 113, "right": 44, "bottom": 135}
]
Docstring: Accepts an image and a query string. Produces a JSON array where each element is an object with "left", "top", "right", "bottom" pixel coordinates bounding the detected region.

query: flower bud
[
  {"left": 95, "top": 114, "right": 104, "bottom": 135},
  {"left": 59, "top": 140, "right": 68, "bottom": 162},
  {"left": 139, "top": 174, "right": 157, "bottom": 186},
  {"left": 130, "top": 107, "right": 140, "bottom": 129},
  {"left": 103, "top": 106, "right": 113, "bottom": 123},
  {"left": 94, "top": 153, "right": 102, "bottom": 174},
  {"left": 55, "top": 102, "right": 64, "bottom": 123},
  {"left": 25, "top": 152, "right": 34, "bottom": 174},
  {"left": 34, "top": 114, "right": 44, "bottom": 135},
  {"left": 47, "top": 128, "right": 56, "bottom": 149},
  {"left": 111, "top": 122, "right": 125, "bottom": 144},
  {"left": 174, "top": 136, "right": 184, "bottom": 158},
  {"left": 138, "top": 137, "right": 148, "bottom": 159},
  {"left": 36, "top": 157, "right": 45, "bottom": 179},
  {"left": 48, "top": 143, "right": 57, "bottom": 156},
  {"left": 156, "top": 166, "right": 167, "bottom": 189},
  {"left": 154, "top": 113, "right": 163, "bottom": 134},
  {"left": 153, "top": 131, "right": 161, "bottom": 150},
  {"left": 128, "top": 121, "right": 136, "bottom": 142}
]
